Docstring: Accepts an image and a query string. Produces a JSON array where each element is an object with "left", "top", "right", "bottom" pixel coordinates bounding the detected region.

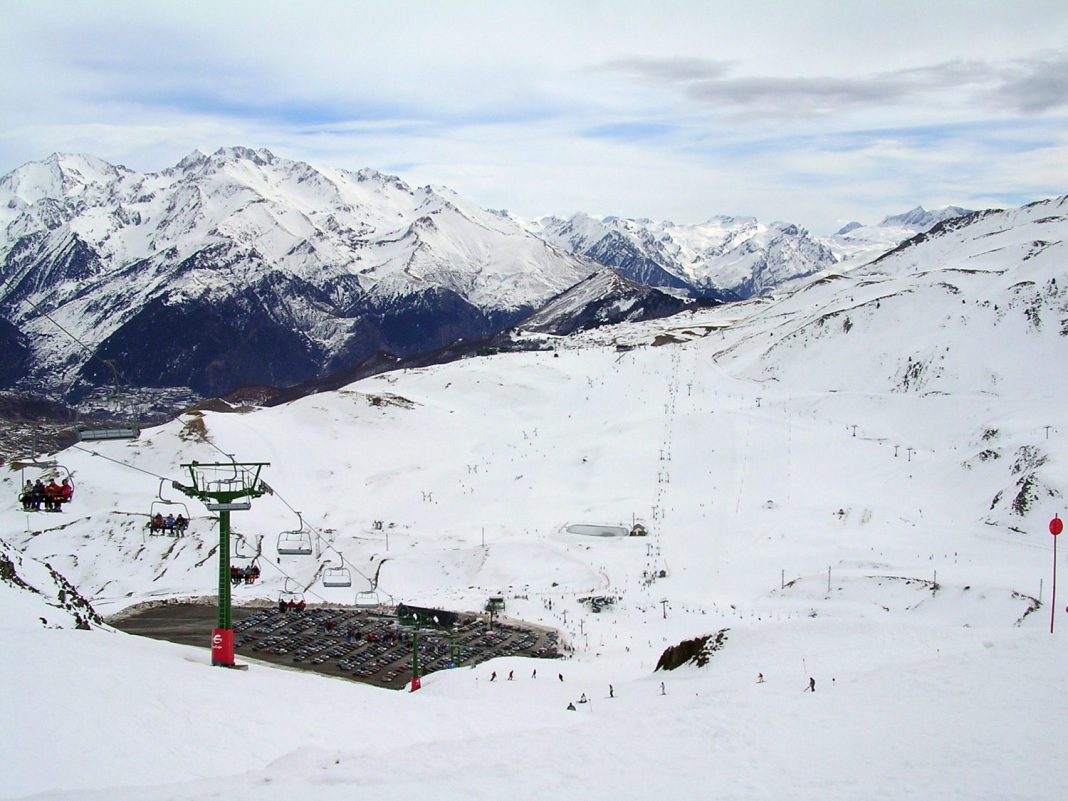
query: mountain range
[{"left": 0, "top": 147, "right": 979, "bottom": 407}]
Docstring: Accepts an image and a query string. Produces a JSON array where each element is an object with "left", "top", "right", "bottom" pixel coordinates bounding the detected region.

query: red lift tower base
[{"left": 211, "top": 628, "right": 235, "bottom": 666}]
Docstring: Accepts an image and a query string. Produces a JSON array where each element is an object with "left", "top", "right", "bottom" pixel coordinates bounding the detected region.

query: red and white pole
[{"left": 1051, "top": 515, "right": 1063, "bottom": 634}]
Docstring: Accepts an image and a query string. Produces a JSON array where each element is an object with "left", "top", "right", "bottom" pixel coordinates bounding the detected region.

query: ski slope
[{"left": 2, "top": 197, "right": 1067, "bottom": 800}]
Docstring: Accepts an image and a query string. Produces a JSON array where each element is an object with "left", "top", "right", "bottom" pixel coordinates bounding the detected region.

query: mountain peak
[
  {"left": 210, "top": 146, "right": 278, "bottom": 166},
  {"left": 879, "top": 205, "right": 973, "bottom": 230},
  {"left": 175, "top": 149, "right": 209, "bottom": 170}
]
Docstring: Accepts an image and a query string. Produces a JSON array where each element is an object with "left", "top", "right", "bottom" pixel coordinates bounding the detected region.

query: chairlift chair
[
  {"left": 148, "top": 499, "right": 190, "bottom": 533},
  {"left": 78, "top": 426, "right": 140, "bottom": 442},
  {"left": 15, "top": 458, "right": 74, "bottom": 511},
  {"left": 277, "top": 529, "right": 313, "bottom": 556},
  {"left": 76, "top": 360, "right": 141, "bottom": 442},
  {"left": 355, "top": 590, "right": 381, "bottom": 608},
  {"left": 147, "top": 479, "right": 190, "bottom": 535},
  {"left": 276, "top": 510, "right": 313, "bottom": 556},
  {"left": 322, "top": 564, "right": 352, "bottom": 588},
  {"left": 276, "top": 578, "right": 305, "bottom": 610}
]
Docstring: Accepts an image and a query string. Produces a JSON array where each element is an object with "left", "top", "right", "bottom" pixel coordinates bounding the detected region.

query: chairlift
[
  {"left": 76, "top": 359, "right": 141, "bottom": 441},
  {"left": 78, "top": 426, "right": 140, "bottom": 442},
  {"left": 355, "top": 590, "right": 381, "bottom": 608},
  {"left": 276, "top": 511, "right": 314, "bottom": 556},
  {"left": 230, "top": 559, "right": 261, "bottom": 586},
  {"left": 147, "top": 480, "right": 190, "bottom": 535},
  {"left": 276, "top": 578, "right": 306, "bottom": 611},
  {"left": 277, "top": 529, "right": 313, "bottom": 555},
  {"left": 322, "top": 563, "right": 352, "bottom": 588},
  {"left": 14, "top": 457, "right": 74, "bottom": 512}
]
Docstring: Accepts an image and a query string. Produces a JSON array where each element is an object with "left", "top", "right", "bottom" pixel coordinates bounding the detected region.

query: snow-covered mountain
[
  {"left": 3, "top": 193, "right": 1068, "bottom": 801},
  {"left": 531, "top": 212, "right": 839, "bottom": 301},
  {"left": 879, "top": 204, "right": 974, "bottom": 229},
  {"left": 0, "top": 148, "right": 595, "bottom": 400},
  {"left": 0, "top": 145, "right": 1035, "bottom": 413},
  {"left": 517, "top": 268, "right": 698, "bottom": 335},
  {"left": 826, "top": 204, "right": 975, "bottom": 269}
]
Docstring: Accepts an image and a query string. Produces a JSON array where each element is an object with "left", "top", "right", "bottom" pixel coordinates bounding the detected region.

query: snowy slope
[
  {"left": 0, "top": 537, "right": 102, "bottom": 629},
  {"left": 826, "top": 204, "right": 976, "bottom": 270},
  {"left": 2, "top": 195, "right": 1067, "bottom": 800}
]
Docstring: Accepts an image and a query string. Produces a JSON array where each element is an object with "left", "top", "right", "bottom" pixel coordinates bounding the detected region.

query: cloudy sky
[{"left": 2, "top": 0, "right": 1066, "bottom": 232}]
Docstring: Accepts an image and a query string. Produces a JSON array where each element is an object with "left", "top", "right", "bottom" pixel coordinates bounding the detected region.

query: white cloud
[{"left": 1, "top": 0, "right": 1067, "bottom": 232}]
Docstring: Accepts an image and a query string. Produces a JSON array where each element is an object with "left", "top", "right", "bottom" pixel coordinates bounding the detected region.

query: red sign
[
  {"left": 211, "top": 628, "right": 235, "bottom": 667},
  {"left": 1052, "top": 516, "right": 1064, "bottom": 536}
]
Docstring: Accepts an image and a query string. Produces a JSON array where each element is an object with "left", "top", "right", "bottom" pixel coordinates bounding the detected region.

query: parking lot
[{"left": 114, "top": 603, "right": 561, "bottom": 689}]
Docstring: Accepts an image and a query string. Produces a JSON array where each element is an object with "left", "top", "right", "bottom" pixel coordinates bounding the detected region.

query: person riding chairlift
[
  {"left": 31, "top": 480, "right": 45, "bottom": 511},
  {"left": 152, "top": 513, "right": 164, "bottom": 533},
  {"left": 43, "top": 479, "right": 62, "bottom": 512},
  {"left": 19, "top": 481, "right": 34, "bottom": 511}
]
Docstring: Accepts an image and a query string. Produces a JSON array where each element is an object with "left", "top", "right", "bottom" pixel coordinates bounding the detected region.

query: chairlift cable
[
  {"left": 70, "top": 444, "right": 173, "bottom": 481},
  {"left": 63, "top": 434, "right": 363, "bottom": 604},
  {"left": 253, "top": 550, "right": 330, "bottom": 605},
  {"left": 80, "top": 420, "right": 367, "bottom": 591},
  {"left": 263, "top": 482, "right": 373, "bottom": 588},
  {"left": 4, "top": 283, "right": 135, "bottom": 399}
]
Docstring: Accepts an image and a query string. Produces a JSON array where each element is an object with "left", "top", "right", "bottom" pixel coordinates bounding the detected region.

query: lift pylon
[{"left": 174, "top": 460, "right": 269, "bottom": 667}]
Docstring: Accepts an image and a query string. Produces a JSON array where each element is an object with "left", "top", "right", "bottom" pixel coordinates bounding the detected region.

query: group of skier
[
  {"left": 230, "top": 564, "right": 261, "bottom": 585},
  {"left": 19, "top": 478, "right": 73, "bottom": 512},
  {"left": 148, "top": 512, "right": 188, "bottom": 535},
  {"left": 278, "top": 596, "right": 307, "bottom": 613}
]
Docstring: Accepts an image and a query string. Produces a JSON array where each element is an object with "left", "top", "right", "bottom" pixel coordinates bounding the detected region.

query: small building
[{"left": 396, "top": 603, "right": 458, "bottom": 629}]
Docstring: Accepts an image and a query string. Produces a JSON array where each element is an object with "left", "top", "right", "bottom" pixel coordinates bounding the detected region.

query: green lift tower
[{"left": 174, "top": 460, "right": 269, "bottom": 667}]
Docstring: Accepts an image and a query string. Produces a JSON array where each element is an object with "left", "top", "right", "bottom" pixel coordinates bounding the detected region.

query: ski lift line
[
  {"left": 70, "top": 444, "right": 174, "bottom": 482},
  {"left": 201, "top": 459, "right": 371, "bottom": 590},
  {"left": 264, "top": 482, "right": 372, "bottom": 584},
  {"left": 253, "top": 550, "right": 332, "bottom": 606},
  {"left": 8, "top": 286, "right": 135, "bottom": 397}
]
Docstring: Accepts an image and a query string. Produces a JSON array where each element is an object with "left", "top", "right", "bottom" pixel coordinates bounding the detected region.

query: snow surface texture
[{"left": 2, "top": 196, "right": 1067, "bottom": 800}]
